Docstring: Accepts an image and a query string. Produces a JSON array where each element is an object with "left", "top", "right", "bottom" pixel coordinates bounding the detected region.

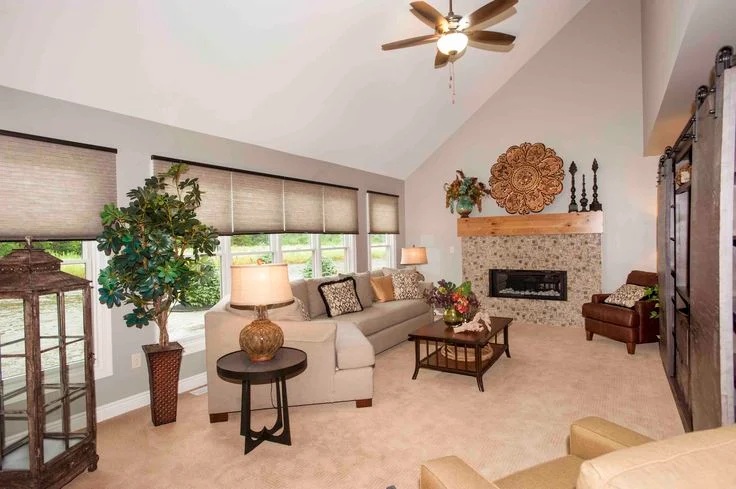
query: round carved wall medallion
[{"left": 490, "top": 142, "right": 565, "bottom": 214}]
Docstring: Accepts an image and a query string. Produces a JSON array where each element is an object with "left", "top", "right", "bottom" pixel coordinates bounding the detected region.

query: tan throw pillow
[
  {"left": 391, "top": 270, "right": 423, "bottom": 300},
  {"left": 338, "top": 272, "right": 374, "bottom": 308},
  {"left": 604, "top": 284, "right": 648, "bottom": 308},
  {"left": 317, "top": 277, "right": 363, "bottom": 318},
  {"left": 370, "top": 275, "right": 395, "bottom": 302}
]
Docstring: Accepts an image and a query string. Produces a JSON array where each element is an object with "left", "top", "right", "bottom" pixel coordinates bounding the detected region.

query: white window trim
[
  {"left": 168, "top": 233, "right": 356, "bottom": 354},
  {"left": 86, "top": 242, "right": 114, "bottom": 379},
  {"left": 368, "top": 233, "right": 396, "bottom": 270}
]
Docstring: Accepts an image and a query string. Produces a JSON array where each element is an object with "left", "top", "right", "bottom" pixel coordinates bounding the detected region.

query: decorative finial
[
  {"left": 24, "top": 236, "right": 33, "bottom": 250},
  {"left": 579, "top": 175, "right": 589, "bottom": 212},
  {"left": 568, "top": 161, "right": 578, "bottom": 213},
  {"left": 590, "top": 159, "right": 602, "bottom": 211}
]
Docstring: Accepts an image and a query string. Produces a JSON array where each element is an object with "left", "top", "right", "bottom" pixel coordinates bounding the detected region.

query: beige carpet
[{"left": 69, "top": 323, "right": 683, "bottom": 489}]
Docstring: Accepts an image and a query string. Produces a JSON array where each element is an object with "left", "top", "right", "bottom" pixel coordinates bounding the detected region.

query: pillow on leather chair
[{"left": 603, "top": 284, "right": 648, "bottom": 308}]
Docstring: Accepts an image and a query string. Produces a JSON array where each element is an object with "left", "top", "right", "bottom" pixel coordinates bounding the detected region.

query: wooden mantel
[{"left": 457, "top": 212, "right": 603, "bottom": 237}]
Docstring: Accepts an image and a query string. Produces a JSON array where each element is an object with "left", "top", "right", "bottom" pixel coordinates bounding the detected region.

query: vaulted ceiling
[{"left": 0, "top": 0, "right": 588, "bottom": 178}]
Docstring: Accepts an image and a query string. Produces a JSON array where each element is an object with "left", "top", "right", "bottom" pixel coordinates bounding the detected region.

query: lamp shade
[
  {"left": 400, "top": 246, "right": 428, "bottom": 265},
  {"left": 231, "top": 263, "right": 293, "bottom": 307}
]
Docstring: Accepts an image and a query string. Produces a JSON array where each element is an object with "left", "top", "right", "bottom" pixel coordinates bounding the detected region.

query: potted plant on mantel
[
  {"left": 444, "top": 170, "right": 491, "bottom": 218},
  {"left": 97, "top": 164, "right": 219, "bottom": 426}
]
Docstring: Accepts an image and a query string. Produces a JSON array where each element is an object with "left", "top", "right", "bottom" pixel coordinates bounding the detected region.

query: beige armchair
[{"left": 421, "top": 417, "right": 736, "bottom": 489}]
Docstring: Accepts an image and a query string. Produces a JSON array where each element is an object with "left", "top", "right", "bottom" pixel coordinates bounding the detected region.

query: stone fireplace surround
[{"left": 460, "top": 216, "right": 602, "bottom": 327}]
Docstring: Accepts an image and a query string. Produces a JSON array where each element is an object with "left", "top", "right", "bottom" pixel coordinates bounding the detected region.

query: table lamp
[
  {"left": 230, "top": 262, "right": 294, "bottom": 362},
  {"left": 400, "top": 245, "right": 428, "bottom": 281}
]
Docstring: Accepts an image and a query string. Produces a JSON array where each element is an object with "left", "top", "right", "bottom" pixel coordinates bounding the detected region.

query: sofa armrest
[
  {"left": 570, "top": 417, "right": 654, "bottom": 460},
  {"left": 633, "top": 300, "right": 656, "bottom": 320},
  {"left": 591, "top": 294, "right": 610, "bottom": 304},
  {"left": 421, "top": 456, "right": 500, "bottom": 489}
]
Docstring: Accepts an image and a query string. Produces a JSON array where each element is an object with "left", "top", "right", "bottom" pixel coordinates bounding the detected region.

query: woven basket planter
[{"left": 143, "top": 342, "right": 183, "bottom": 426}]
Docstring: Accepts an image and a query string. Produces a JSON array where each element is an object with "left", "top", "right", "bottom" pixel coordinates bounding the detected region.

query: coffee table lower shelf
[{"left": 413, "top": 342, "right": 508, "bottom": 392}]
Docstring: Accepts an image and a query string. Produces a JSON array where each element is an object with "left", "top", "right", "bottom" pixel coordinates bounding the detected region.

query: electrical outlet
[{"left": 131, "top": 353, "right": 142, "bottom": 369}]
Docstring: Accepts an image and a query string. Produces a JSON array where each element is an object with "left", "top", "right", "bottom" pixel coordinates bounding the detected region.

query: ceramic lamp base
[{"left": 239, "top": 318, "right": 284, "bottom": 362}]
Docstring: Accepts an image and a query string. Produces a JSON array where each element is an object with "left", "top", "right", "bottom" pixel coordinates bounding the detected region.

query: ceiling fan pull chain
[{"left": 449, "top": 61, "right": 456, "bottom": 104}]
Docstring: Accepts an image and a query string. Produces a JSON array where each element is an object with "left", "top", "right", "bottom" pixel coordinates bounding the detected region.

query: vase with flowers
[
  {"left": 444, "top": 170, "right": 491, "bottom": 218},
  {"left": 425, "top": 279, "right": 480, "bottom": 327}
]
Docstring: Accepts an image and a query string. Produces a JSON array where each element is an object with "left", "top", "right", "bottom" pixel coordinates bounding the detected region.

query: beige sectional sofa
[{"left": 205, "top": 271, "right": 432, "bottom": 421}]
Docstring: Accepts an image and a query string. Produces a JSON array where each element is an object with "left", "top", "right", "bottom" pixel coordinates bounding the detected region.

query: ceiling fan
[{"left": 381, "top": 0, "right": 518, "bottom": 68}]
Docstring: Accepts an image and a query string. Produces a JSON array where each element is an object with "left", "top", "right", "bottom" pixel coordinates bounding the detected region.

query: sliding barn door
[{"left": 689, "top": 65, "right": 736, "bottom": 430}]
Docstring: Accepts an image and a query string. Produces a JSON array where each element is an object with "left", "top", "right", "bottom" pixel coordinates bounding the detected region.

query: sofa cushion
[
  {"left": 582, "top": 302, "right": 638, "bottom": 328},
  {"left": 318, "top": 277, "right": 363, "bottom": 318},
  {"left": 306, "top": 276, "right": 335, "bottom": 319},
  {"left": 316, "top": 299, "right": 429, "bottom": 337},
  {"left": 370, "top": 275, "right": 395, "bottom": 302},
  {"left": 290, "top": 279, "right": 310, "bottom": 316},
  {"left": 339, "top": 272, "right": 374, "bottom": 308},
  {"left": 335, "top": 322, "right": 375, "bottom": 369},
  {"left": 577, "top": 425, "right": 736, "bottom": 489}
]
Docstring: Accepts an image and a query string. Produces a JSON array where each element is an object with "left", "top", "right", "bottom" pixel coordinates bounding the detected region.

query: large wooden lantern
[{"left": 0, "top": 245, "right": 98, "bottom": 488}]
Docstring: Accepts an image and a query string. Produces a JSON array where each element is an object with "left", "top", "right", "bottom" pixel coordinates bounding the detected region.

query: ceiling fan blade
[
  {"left": 468, "top": 31, "right": 516, "bottom": 46},
  {"left": 410, "top": 1, "right": 448, "bottom": 31},
  {"left": 382, "top": 34, "right": 439, "bottom": 51},
  {"left": 466, "top": 0, "right": 518, "bottom": 29},
  {"left": 434, "top": 50, "right": 449, "bottom": 69}
]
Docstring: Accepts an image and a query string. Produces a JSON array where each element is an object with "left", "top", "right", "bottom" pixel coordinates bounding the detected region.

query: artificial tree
[{"left": 96, "top": 163, "right": 219, "bottom": 424}]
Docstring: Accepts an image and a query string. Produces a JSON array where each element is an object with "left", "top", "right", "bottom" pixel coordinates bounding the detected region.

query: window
[
  {"left": 0, "top": 241, "right": 113, "bottom": 381},
  {"left": 369, "top": 234, "right": 396, "bottom": 271},
  {"left": 166, "top": 233, "right": 356, "bottom": 348}
]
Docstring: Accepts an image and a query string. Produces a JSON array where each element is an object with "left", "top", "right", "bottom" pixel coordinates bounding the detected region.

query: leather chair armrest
[
  {"left": 569, "top": 417, "right": 654, "bottom": 460},
  {"left": 591, "top": 294, "right": 610, "bottom": 304},
  {"left": 421, "top": 456, "right": 500, "bottom": 489},
  {"left": 633, "top": 300, "right": 656, "bottom": 320}
]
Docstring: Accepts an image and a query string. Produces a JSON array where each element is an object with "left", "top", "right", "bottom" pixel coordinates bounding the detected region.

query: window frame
[{"left": 368, "top": 233, "right": 396, "bottom": 271}]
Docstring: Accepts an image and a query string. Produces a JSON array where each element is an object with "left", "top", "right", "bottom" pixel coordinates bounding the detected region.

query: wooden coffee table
[{"left": 408, "top": 316, "right": 513, "bottom": 392}]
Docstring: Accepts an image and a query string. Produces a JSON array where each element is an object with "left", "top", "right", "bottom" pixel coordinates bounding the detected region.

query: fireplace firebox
[{"left": 489, "top": 269, "right": 567, "bottom": 301}]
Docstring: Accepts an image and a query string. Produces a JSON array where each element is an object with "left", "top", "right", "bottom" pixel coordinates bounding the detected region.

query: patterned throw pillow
[
  {"left": 604, "top": 284, "right": 648, "bottom": 308},
  {"left": 317, "top": 277, "right": 363, "bottom": 318},
  {"left": 391, "top": 270, "right": 423, "bottom": 300}
]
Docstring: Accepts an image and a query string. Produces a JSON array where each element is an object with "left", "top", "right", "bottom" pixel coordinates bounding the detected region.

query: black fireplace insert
[{"left": 489, "top": 269, "right": 567, "bottom": 301}]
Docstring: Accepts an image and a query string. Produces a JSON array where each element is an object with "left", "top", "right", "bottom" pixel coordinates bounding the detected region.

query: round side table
[{"left": 216, "top": 347, "right": 307, "bottom": 454}]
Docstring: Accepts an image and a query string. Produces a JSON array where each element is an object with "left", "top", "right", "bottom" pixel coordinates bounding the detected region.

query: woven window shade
[
  {"left": 284, "top": 180, "right": 324, "bottom": 233},
  {"left": 368, "top": 192, "right": 400, "bottom": 234},
  {"left": 232, "top": 172, "right": 285, "bottom": 233},
  {"left": 153, "top": 159, "right": 233, "bottom": 234},
  {"left": 324, "top": 186, "right": 358, "bottom": 234},
  {"left": 0, "top": 134, "right": 117, "bottom": 241}
]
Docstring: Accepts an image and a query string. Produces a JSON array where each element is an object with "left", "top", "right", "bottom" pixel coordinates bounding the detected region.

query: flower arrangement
[
  {"left": 425, "top": 279, "right": 480, "bottom": 324},
  {"left": 444, "top": 170, "right": 491, "bottom": 217}
]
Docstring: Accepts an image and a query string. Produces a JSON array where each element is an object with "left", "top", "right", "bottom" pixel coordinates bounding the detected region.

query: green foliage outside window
[{"left": 302, "top": 256, "right": 338, "bottom": 279}]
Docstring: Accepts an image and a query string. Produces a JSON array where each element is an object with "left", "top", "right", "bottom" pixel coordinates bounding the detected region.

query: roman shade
[
  {"left": 284, "top": 180, "right": 324, "bottom": 233},
  {"left": 232, "top": 172, "right": 285, "bottom": 234},
  {"left": 324, "top": 186, "right": 359, "bottom": 234},
  {"left": 0, "top": 131, "right": 117, "bottom": 241},
  {"left": 152, "top": 156, "right": 359, "bottom": 235},
  {"left": 368, "top": 191, "right": 400, "bottom": 234},
  {"left": 154, "top": 158, "right": 233, "bottom": 233}
]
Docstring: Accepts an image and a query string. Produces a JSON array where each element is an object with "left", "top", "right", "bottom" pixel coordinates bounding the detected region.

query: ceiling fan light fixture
[{"left": 437, "top": 31, "right": 468, "bottom": 55}]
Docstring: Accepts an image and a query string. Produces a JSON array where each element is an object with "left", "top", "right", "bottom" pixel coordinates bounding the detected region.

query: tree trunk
[{"left": 156, "top": 311, "right": 170, "bottom": 347}]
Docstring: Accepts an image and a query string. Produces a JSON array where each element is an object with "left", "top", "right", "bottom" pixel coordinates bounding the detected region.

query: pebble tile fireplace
[{"left": 490, "top": 269, "right": 568, "bottom": 301}]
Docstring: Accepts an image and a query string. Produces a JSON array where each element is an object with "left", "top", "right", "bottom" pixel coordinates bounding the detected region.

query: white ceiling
[{"left": 0, "top": 0, "right": 588, "bottom": 179}]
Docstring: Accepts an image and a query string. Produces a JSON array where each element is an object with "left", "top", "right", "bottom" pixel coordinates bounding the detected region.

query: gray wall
[
  {"left": 405, "top": 0, "right": 658, "bottom": 294},
  {"left": 0, "top": 85, "right": 404, "bottom": 406}
]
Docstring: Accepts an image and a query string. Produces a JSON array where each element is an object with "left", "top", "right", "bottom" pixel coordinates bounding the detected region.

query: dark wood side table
[
  {"left": 408, "top": 317, "right": 513, "bottom": 392},
  {"left": 216, "top": 347, "right": 307, "bottom": 454}
]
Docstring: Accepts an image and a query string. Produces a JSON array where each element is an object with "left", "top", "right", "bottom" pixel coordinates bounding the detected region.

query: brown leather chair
[{"left": 581, "top": 270, "right": 658, "bottom": 354}]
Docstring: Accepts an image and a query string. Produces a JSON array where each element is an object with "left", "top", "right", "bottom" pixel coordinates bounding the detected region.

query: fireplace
[{"left": 490, "top": 269, "right": 567, "bottom": 301}]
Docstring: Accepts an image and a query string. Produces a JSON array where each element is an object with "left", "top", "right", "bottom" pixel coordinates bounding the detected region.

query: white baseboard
[{"left": 97, "top": 372, "right": 208, "bottom": 423}]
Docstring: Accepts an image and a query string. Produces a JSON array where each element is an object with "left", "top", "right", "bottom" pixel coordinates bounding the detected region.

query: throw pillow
[
  {"left": 604, "top": 284, "right": 648, "bottom": 308},
  {"left": 391, "top": 270, "right": 423, "bottom": 300},
  {"left": 383, "top": 266, "right": 425, "bottom": 282},
  {"left": 338, "top": 272, "right": 374, "bottom": 308},
  {"left": 226, "top": 297, "right": 309, "bottom": 321},
  {"left": 371, "top": 277, "right": 394, "bottom": 302},
  {"left": 370, "top": 275, "right": 395, "bottom": 302},
  {"left": 317, "top": 277, "right": 363, "bottom": 318}
]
